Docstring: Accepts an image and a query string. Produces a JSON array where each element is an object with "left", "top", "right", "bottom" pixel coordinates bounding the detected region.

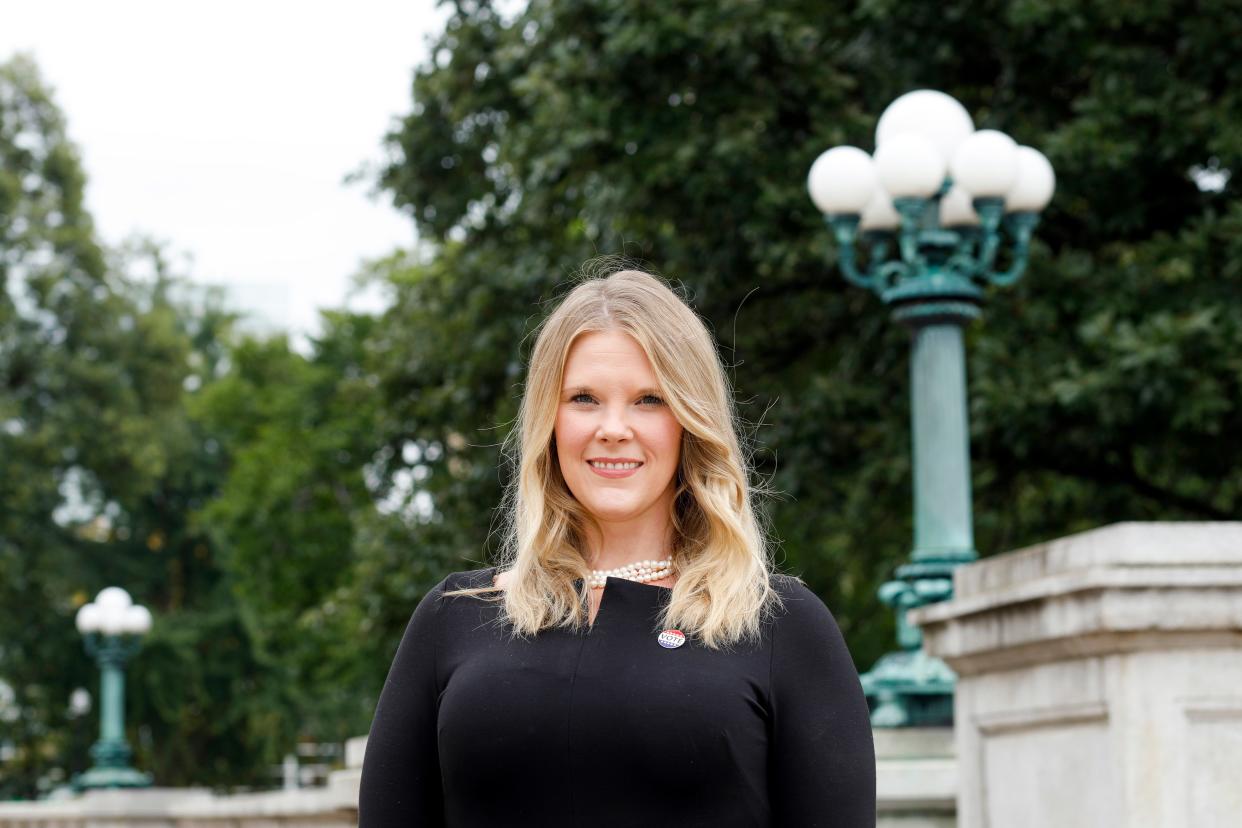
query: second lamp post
[
  {"left": 807, "top": 89, "right": 1055, "bottom": 727},
  {"left": 73, "top": 586, "right": 154, "bottom": 790}
]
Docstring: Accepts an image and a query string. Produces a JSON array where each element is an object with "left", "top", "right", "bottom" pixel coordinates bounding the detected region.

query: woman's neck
[{"left": 583, "top": 518, "right": 674, "bottom": 571}]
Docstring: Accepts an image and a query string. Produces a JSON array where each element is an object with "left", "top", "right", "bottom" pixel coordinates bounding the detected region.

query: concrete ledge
[
  {"left": 875, "top": 727, "right": 957, "bottom": 826},
  {"left": 908, "top": 521, "right": 1242, "bottom": 827},
  {"left": 947, "top": 521, "right": 1242, "bottom": 598},
  {"left": 0, "top": 739, "right": 369, "bottom": 826},
  {"left": 910, "top": 522, "right": 1242, "bottom": 675}
]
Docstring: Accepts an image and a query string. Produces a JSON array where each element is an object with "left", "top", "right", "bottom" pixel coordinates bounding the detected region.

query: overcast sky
[{"left": 2, "top": 0, "right": 449, "bottom": 349}]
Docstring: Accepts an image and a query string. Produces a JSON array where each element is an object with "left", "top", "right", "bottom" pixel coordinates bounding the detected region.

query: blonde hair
[{"left": 444, "top": 263, "right": 785, "bottom": 649}]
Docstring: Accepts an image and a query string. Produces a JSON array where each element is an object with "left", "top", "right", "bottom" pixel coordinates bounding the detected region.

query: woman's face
[{"left": 554, "top": 329, "right": 684, "bottom": 527}]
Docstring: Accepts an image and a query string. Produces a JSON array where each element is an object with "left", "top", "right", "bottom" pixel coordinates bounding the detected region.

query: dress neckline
[
  {"left": 592, "top": 575, "right": 674, "bottom": 593},
  {"left": 488, "top": 566, "right": 675, "bottom": 593},
  {"left": 486, "top": 566, "right": 672, "bottom": 632}
]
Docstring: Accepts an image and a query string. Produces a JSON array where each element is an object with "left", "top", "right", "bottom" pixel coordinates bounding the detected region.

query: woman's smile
[{"left": 587, "top": 458, "right": 645, "bottom": 478}]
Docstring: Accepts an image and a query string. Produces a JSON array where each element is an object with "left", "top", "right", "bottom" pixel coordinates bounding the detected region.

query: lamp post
[
  {"left": 807, "top": 90, "right": 1055, "bottom": 727},
  {"left": 72, "top": 587, "right": 154, "bottom": 789}
]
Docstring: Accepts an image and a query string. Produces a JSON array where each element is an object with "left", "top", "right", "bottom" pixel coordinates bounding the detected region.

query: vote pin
[{"left": 657, "top": 629, "right": 686, "bottom": 649}]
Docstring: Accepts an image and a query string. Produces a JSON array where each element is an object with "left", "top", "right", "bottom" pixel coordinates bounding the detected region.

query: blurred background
[{"left": 1, "top": 0, "right": 1238, "bottom": 801}]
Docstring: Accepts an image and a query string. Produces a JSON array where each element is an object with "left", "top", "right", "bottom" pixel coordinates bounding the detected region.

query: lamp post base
[
  {"left": 861, "top": 647, "right": 957, "bottom": 727},
  {"left": 72, "top": 765, "right": 154, "bottom": 790}
]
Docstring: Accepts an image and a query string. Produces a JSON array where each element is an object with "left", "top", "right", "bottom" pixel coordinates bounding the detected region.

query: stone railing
[
  {"left": 3, "top": 717, "right": 955, "bottom": 827},
  {"left": 0, "top": 737, "right": 366, "bottom": 828},
  {"left": 876, "top": 726, "right": 957, "bottom": 827},
  {"left": 911, "top": 521, "right": 1242, "bottom": 828},
  {"left": 11, "top": 520, "right": 1236, "bottom": 826},
  {"left": 1, "top": 727, "right": 955, "bottom": 828}
]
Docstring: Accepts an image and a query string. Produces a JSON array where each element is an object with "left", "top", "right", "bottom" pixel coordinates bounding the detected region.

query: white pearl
[{"left": 587, "top": 557, "right": 672, "bottom": 589}]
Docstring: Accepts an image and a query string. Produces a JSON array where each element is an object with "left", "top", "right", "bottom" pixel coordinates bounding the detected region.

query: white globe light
[
  {"left": 100, "top": 608, "right": 128, "bottom": 636},
  {"left": 860, "top": 190, "right": 901, "bottom": 231},
  {"left": 1005, "top": 146, "right": 1056, "bottom": 212},
  {"left": 876, "top": 90, "right": 975, "bottom": 164},
  {"left": 68, "top": 687, "right": 92, "bottom": 717},
  {"left": 95, "top": 587, "right": 132, "bottom": 613},
  {"left": 950, "top": 129, "right": 1020, "bottom": 197},
  {"left": 807, "top": 146, "right": 878, "bottom": 214},
  {"left": 874, "top": 134, "right": 947, "bottom": 198},
  {"left": 939, "top": 186, "right": 980, "bottom": 227},
  {"left": 75, "top": 603, "right": 102, "bottom": 633},
  {"left": 122, "top": 605, "right": 153, "bottom": 635}
]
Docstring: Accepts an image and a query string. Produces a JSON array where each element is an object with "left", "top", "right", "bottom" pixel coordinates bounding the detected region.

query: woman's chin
[{"left": 581, "top": 499, "right": 646, "bottom": 523}]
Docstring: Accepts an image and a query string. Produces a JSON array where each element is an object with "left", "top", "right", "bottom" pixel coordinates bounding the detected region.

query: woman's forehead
[{"left": 564, "top": 331, "right": 652, "bottom": 369}]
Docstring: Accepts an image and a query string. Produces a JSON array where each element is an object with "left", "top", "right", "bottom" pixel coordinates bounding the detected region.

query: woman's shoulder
[
  {"left": 437, "top": 565, "right": 501, "bottom": 593},
  {"left": 766, "top": 572, "right": 844, "bottom": 630},
  {"left": 767, "top": 571, "right": 819, "bottom": 601},
  {"left": 405, "top": 567, "right": 501, "bottom": 624}
]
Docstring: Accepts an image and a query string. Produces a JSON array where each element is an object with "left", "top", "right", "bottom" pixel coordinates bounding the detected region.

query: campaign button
[{"left": 657, "top": 629, "right": 686, "bottom": 649}]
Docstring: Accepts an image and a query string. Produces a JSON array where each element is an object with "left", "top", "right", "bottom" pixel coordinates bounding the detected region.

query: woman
[{"left": 358, "top": 267, "right": 876, "bottom": 826}]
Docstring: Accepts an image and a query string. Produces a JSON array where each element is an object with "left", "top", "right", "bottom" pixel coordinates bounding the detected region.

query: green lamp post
[
  {"left": 807, "top": 90, "right": 1055, "bottom": 727},
  {"left": 72, "top": 586, "right": 154, "bottom": 789}
]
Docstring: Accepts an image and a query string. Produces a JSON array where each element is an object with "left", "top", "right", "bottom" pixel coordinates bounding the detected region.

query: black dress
[{"left": 358, "top": 567, "right": 876, "bottom": 827}]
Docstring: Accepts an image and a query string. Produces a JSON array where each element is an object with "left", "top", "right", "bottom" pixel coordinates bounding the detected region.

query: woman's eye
[{"left": 568, "top": 393, "right": 664, "bottom": 406}]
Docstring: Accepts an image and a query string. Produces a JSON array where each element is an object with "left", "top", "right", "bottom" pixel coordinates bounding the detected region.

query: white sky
[{"left": 1, "top": 0, "right": 450, "bottom": 350}]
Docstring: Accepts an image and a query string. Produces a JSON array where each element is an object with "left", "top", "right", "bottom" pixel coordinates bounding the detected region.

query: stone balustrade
[
  {"left": 876, "top": 727, "right": 957, "bottom": 828},
  {"left": 2, "top": 727, "right": 956, "bottom": 827},
  {"left": 2, "top": 709, "right": 957, "bottom": 826},
  {"left": 0, "top": 737, "right": 366, "bottom": 828},
  {"left": 9, "top": 521, "right": 1238, "bottom": 826},
  {"left": 910, "top": 521, "right": 1242, "bottom": 828}
]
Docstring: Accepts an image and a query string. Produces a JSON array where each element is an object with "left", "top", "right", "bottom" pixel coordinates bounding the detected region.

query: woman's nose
[{"left": 595, "top": 406, "right": 633, "bottom": 440}]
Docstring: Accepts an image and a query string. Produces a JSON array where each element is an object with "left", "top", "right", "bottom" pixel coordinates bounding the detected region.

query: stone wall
[
  {"left": 0, "top": 727, "right": 956, "bottom": 826},
  {"left": 10, "top": 521, "right": 1238, "bottom": 826},
  {"left": 911, "top": 521, "right": 1242, "bottom": 828},
  {"left": 0, "top": 737, "right": 365, "bottom": 828},
  {"left": 876, "top": 727, "right": 957, "bottom": 827}
]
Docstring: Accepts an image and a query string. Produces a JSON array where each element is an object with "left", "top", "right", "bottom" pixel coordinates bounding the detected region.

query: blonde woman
[{"left": 358, "top": 267, "right": 876, "bottom": 826}]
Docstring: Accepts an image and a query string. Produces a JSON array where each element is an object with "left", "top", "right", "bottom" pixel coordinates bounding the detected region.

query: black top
[{"left": 358, "top": 567, "right": 876, "bottom": 827}]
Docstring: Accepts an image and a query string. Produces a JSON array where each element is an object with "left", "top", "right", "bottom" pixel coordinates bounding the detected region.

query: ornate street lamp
[
  {"left": 807, "top": 90, "right": 1055, "bottom": 727},
  {"left": 72, "top": 587, "right": 154, "bottom": 789}
]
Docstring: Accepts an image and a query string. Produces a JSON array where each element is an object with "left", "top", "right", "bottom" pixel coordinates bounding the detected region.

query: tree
[
  {"left": 6, "top": 0, "right": 1241, "bottom": 791},
  {"left": 2, "top": 54, "right": 289, "bottom": 796},
  {"left": 358, "top": 0, "right": 1240, "bottom": 672},
  {"left": 186, "top": 309, "right": 404, "bottom": 744},
  {"left": 0, "top": 52, "right": 177, "bottom": 796}
]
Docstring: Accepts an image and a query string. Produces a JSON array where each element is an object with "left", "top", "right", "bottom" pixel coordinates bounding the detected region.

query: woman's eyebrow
[{"left": 562, "top": 385, "right": 662, "bottom": 396}]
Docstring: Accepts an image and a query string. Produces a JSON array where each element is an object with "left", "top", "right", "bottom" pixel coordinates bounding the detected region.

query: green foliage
[
  {"left": 0, "top": 55, "right": 283, "bottom": 797},
  {"left": 4, "top": 0, "right": 1241, "bottom": 794},
  {"left": 0, "top": 52, "right": 151, "bottom": 796},
  {"left": 363, "top": 0, "right": 1240, "bottom": 669},
  {"left": 186, "top": 310, "right": 397, "bottom": 742}
]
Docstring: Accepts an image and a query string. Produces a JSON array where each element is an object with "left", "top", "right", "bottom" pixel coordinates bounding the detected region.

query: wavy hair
[{"left": 444, "top": 263, "right": 784, "bottom": 649}]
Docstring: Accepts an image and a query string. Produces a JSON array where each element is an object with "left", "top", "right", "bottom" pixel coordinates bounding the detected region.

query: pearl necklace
[{"left": 587, "top": 557, "right": 673, "bottom": 589}]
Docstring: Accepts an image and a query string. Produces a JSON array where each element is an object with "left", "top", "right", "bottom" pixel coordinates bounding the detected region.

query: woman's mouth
[{"left": 586, "top": 459, "right": 644, "bottom": 479}]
